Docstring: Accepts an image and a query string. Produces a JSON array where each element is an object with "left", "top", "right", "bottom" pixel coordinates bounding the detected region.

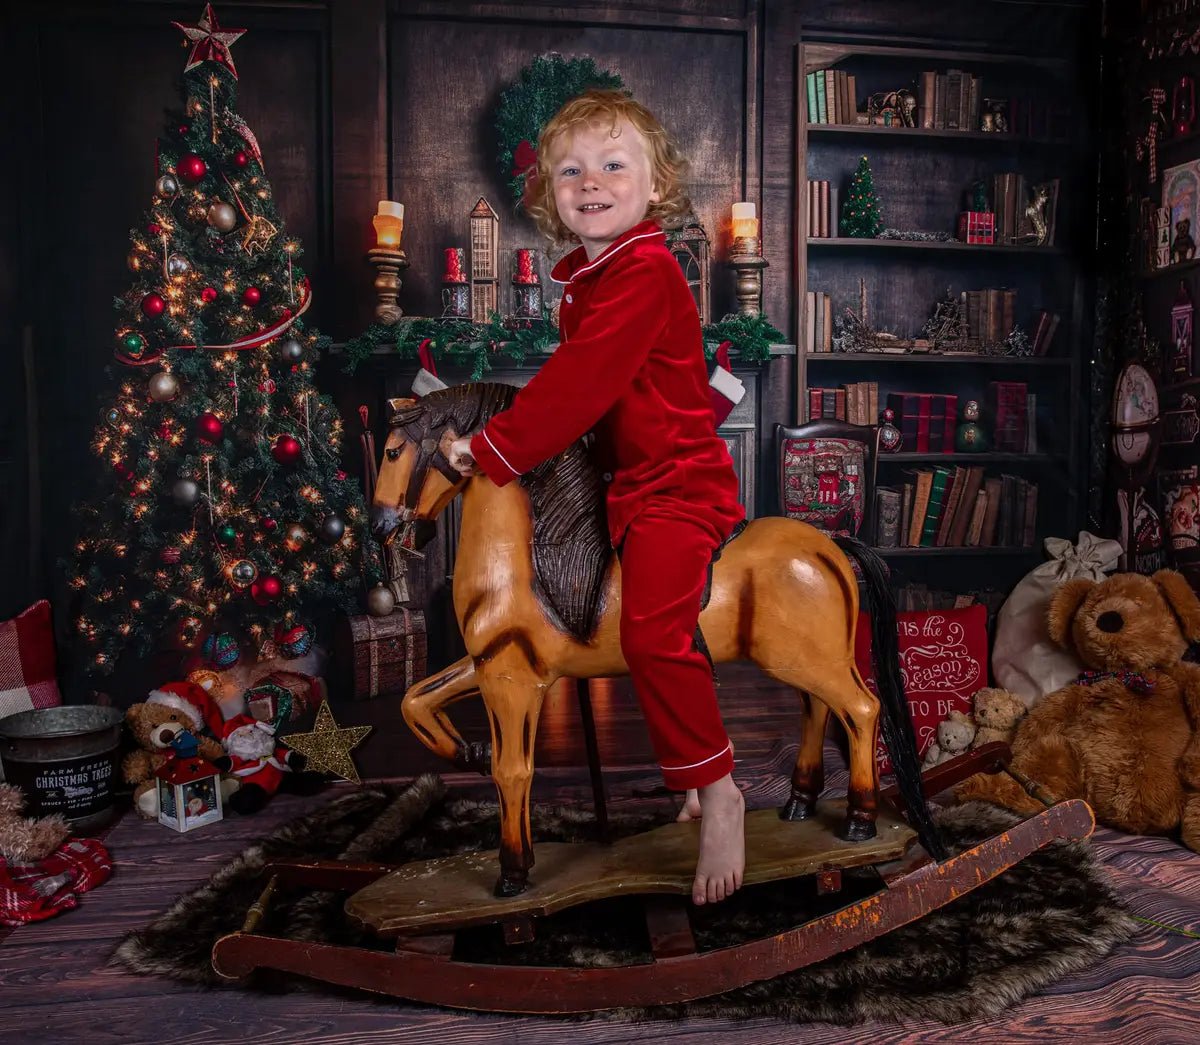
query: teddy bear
[
  {"left": 969, "top": 687, "right": 1028, "bottom": 749},
  {"left": 0, "top": 783, "right": 71, "bottom": 865},
  {"left": 957, "top": 569, "right": 1200, "bottom": 851},
  {"left": 122, "top": 680, "right": 228, "bottom": 818},
  {"left": 921, "top": 710, "right": 977, "bottom": 770},
  {"left": 1173, "top": 218, "right": 1196, "bottom": 264}
]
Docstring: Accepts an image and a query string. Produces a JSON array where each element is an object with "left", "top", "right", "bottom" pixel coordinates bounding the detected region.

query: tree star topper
[
  {"left": 281, "top": 702, "right": 372, "bottom": 784},
  {"left": 173, "top": 4, "right": 246, "bottom": 79}
]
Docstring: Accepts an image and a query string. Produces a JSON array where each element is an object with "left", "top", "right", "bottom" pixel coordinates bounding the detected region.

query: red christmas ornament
[
  {"left": 271, "top": 434, "right": 302, "bottom": 465},
  {"left": 280, "top": 308, "right": 292, "bottom": 320},
  {"left": 259, "top": 378, "right": 277, "bottom": 394},
  {"left": 148, "top": 222, "right": 162, "bottom": 235},
  {"left": 250, "top": 575, "right": 283, "bottom": 605},
  {"left": 201, "top": 286, "right": 218, "bottom": 303},
  {"left": 196, "top": 412, "right": 224, "bottom": 443},
  {"left": 260, "top": 515, "right": 279, "bottom": 532},
  {"left": 177, "top": 153, "right": 207, "bottom": 184},
  {"left": 141, "top": 293, "right": 166, "bottom": 318},
  {"left": 336, "top": 470, "right": 347, "bottom": 481},
  {"left": 242, "top": 286, "right": 261, "bottom": 306},
  {"left": 234, "top": 150, "right": 249, "bottom": 167},
  {"left": 113, "top": 460, "right": 134, "bottom": 481}
]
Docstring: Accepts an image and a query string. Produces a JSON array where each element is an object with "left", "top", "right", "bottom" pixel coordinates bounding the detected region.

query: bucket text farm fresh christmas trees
[{"left": 69, "top": 5, "right": 381, "bottom": 674}]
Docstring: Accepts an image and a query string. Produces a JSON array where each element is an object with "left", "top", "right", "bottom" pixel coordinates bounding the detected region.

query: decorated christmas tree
[
  {"left": 69, "top": 4, "right": 381, "bottom": 674},
  {"left": 840, "top": 155, "right": 883, "bottom": 238}
]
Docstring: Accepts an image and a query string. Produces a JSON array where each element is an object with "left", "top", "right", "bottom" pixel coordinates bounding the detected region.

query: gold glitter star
[
  {"left": 240, "top": 214, "right": 278, "bottom": 256},
  {"left": 281, "top": 702, "right": 372, "bottom": 784}
]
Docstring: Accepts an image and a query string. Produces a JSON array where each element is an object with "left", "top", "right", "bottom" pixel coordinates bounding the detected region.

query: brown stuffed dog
[{"left": 957, "top": 569, "right": 1200, "bottom": 851}]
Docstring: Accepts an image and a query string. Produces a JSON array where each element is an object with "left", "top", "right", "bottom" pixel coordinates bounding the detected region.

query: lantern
[
  {"left": 156, "top": 743, "right": 223, "bottom": 833},
  {"left": 666, "top": 219, "right": 712, "bottom": 325},
  {"left": 469, "top": 197, "right": 500, "bottom": 323},
  {"left": 1172, "top": 281, "right": 1194, "bottom": 380}
]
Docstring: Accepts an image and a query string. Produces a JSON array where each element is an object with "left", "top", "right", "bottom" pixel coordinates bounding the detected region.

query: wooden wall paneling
[
  {"left": 329, "top": 0, "right": 390, "bottom": 337},
  {"left": 386, "top": 3, "right": 752, "bottom": 320}
]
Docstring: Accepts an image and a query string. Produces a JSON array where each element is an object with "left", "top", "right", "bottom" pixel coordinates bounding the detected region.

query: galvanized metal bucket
[{"left": 0, "top": 705, "right": 125, "bottom": 834}]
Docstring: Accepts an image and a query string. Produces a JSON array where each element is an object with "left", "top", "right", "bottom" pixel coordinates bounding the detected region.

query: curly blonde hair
[{"left": 525, "top": 89, "right": 692, "bottom": 247}]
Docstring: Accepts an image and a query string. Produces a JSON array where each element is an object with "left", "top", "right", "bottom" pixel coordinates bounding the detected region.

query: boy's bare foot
[
  {"left": 692, "top": 773, "right": 745, "bottom": 905},
  {"left": 677, "top": 743, "right": 733, "bottom": 822},
  {"left": 676, "top": 788, "right": 701, "bottom": 822}
]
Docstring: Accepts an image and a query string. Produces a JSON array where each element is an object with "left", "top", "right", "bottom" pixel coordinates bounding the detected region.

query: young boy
[{"left": 448, "top": 89, "right": 745, "bottom": 904}]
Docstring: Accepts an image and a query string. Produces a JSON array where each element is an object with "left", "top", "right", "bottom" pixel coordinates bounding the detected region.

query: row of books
[
  {"left": 806, "top": 386, "right": 1040, "bottom": 455},
  {"left": 805, "top": 68, "right": 857, "bottom": 126},
  {"left": 875, "top": 467, "right": 1038, "bottom": 549},
  {"left": 895, "top": 583, "right": 1006, "bottom": 617},
  {"left": 804, "top": 291, "right": 835, "bottom": 353},
  {"left": 917, "top": 69, "right": 983, "bottom": 132},
  {"left": 807, "top": 381, "right": 880, "bottom": 426},
  {"left": 962, "top": 288, "right": 1017, "bottom": 344},
  {"left": 806, "top": 180, "right": 840, "bottom": 238}
]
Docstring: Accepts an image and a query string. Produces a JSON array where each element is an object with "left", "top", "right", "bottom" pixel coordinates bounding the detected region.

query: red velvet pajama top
[{"left": 470, "top": 220, "right": 743, "bottom": 546}]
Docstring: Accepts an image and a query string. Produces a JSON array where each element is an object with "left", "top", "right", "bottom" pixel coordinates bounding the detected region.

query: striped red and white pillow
[{"left": 0, "top": 601, "right": 63, "bottom": 721}]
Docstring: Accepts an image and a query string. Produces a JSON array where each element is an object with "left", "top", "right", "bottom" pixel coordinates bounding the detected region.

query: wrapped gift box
[
  {"left": 334, "top": 608, "right": 427, "bottom": 701},
  {"left": 956, "top": 211, "right": 995, "bottom": 245}
]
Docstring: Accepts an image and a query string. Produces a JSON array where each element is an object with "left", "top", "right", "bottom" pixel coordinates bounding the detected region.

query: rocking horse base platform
[{"left": 210, "top": 748, "right": 1097, "bottom": 1013}]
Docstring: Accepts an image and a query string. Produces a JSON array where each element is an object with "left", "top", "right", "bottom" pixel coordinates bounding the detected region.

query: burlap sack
[{"left": 991, "top": 531, "right": 1123, "bottom": 706}]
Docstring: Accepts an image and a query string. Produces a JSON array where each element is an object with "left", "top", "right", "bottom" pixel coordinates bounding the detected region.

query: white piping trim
[
  {"left": 146, "top": 689, "right": 204, "bottom": 729},
  {"left": 481, "top": 429, "right": 521, "bottom": 479},
  {"left": 660, "top": 742, "right": 733, "bottom": 773},
  {"left": 551, "top": 229, "right": 662, "bottom": 284}
]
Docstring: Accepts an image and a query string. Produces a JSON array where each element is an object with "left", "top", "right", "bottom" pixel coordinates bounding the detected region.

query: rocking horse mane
[{"left": 396, "top": 383, "right": 611, "bottom": 640}]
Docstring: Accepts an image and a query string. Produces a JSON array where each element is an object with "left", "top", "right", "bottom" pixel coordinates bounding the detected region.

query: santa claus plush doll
[{"left": 219, "top": 715, "right": 306, "bottom": 815}]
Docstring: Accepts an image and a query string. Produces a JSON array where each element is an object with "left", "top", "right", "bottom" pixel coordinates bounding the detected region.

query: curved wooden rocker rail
[{"left": 210, "top": 746, "right": 1096, "bottom": 1014}]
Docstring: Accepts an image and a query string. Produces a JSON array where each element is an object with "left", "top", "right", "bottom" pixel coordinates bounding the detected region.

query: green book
[
  {"left": 815, "top": 70, "right": 828, "bottom": 124},
  {"left": 806, "top": 72, "right": 819, "bottom": 124},
  {"left": 918, "top": 467, "right": 951, "bottom": 547}
]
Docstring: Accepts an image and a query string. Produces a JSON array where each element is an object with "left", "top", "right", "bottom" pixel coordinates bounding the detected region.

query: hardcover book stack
[
  {"left": 807, "top": 381, "right": 879, "bottom": 424},
  {"left": 885, "top": 392, "right": 959, "bottom": 453},
  {"left": 987, "top": 381, "right": 1029, "bottom": 452},
  {"left": 806, "top": 179, "right": 839, "bottom": 238},
  {"left": 805, "top": 68, "right": 858, "bottom": 125}
]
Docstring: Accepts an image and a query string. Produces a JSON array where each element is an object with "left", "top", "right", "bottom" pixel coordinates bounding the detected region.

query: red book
[
  {"left": 916, "top": 393, "right": 933, "bottom": 453},
  {"left": 942, "top": 394, "right": 958, "bottom": 453}
]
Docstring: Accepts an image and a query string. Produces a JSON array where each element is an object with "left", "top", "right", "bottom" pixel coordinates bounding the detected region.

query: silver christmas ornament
[
  {"left": 155, "top": 174, "right": 180, "bottom": 197},
  {"left": 166, "top": 253, "right": 190, "bottom": 278},
  {"left": 147, "top": 371, "right": 179, "bottom": 402},
  {"left": 319, "top": 513, "right": 346, "bottom": 544},
  {"left": 366, "top": 584, "right": 396, "bottom": 617},
  {"left": 207, "top": 201, "right": 238, "bottom": 233},
  {"left": 279, "top": 337, "right": 304, "bottom": 363},
  {"left": 229, "top": 559, "right": 258, "bottom": 588},
  {"left": 172, "top": 478, "right": 200, "bottom": 507}
]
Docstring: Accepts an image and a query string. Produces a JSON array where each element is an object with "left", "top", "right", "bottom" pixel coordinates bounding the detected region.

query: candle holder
[
  {"left": 512, "top": 248, "right": 542, "bottom": 319},
  {"left": 365, "top": 247, "right": 409, "bottom": 325},
  {"left": 728, "top": 235, "right": 768, "bottom": 315},
  {"left": 441, "top": 246, "right": 470, "bottom": 319}
]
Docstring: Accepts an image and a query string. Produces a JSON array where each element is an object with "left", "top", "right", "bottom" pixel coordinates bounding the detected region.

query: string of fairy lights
[{"left": 69, "top": 27, "right": 378, "bottom": 672}]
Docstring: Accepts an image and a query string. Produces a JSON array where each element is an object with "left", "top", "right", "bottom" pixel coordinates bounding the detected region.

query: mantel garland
[
  {"left": 495, "top": 54, "right": 626, "bottom": 208},
  {"left": 340, "top": 312, "right": 784, "bottom": 379}
]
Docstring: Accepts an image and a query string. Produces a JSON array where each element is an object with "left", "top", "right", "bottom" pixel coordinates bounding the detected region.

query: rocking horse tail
[{"left": 834, "top": 535, "right": 949, "bottom": 862}]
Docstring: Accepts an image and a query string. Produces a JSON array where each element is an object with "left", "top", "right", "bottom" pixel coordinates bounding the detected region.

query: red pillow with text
[
  {"left": 854, "top": 604, "right": 988, "bottom": 774},
  {"left": 0, "top": 601, "right": 63, "bottom": 720}
]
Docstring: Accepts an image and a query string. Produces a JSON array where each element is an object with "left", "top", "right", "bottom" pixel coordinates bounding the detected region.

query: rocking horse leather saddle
[{"left": 695, "top": 519, "right": 748, "bottom": 675}]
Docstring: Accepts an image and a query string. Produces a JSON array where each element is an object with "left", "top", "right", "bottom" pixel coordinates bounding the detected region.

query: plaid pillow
[{"left": 0, "top": 601, "right": 63, "bottom": 721}]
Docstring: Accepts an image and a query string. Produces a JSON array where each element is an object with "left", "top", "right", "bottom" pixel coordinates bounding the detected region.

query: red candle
[
  {"left": 514, "top": 248, "right": 537, "bottom": 284},
  {"left": 443, "top": 247, "right": 466, "bottom": 283}
]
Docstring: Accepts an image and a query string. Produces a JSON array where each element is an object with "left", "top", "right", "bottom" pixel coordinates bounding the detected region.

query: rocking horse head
[{"left": 370, "top": 383, "right": 517, "bottom": 545}]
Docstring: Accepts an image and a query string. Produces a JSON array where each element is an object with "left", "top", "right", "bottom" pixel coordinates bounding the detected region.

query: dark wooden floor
[{"left": 4, "top": 732, "right": 1200, "bottom": 1045}]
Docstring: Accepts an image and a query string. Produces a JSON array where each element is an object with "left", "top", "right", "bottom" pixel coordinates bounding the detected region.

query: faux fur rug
[{"left": 112, "top": 775, "right": 1137, "bottom": 1024}]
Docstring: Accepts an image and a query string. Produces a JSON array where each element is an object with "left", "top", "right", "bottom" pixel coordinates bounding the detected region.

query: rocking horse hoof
[
  {"left": 778, "top": 794, "right": 817, "bottom": 821},
  {"left": 453, "top": 740, "right": 492, "bottom": 776},
  {"left": 838, "top": 817, "right": 877, "bottom": 843},
  {"left": 493, "top": 870, "right": 529, "bottom": 898}
]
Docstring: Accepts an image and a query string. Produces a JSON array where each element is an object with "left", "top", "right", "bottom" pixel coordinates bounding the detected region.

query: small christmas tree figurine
[
  {"left": 68, "top": 3, "right": 382, "bottom": 674},
  {"left": 840, "top": 155, "right": 884, "bottom": 238}
]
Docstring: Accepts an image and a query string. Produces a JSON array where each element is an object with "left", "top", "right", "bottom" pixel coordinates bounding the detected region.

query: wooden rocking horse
[{"left": 210, "top": 383, "right": 1096, "bottom": 1012}]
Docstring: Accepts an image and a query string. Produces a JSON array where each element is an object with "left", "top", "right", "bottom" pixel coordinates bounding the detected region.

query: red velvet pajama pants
[{"left": 618, "top": 502, "right": 739, "bottom": 791}]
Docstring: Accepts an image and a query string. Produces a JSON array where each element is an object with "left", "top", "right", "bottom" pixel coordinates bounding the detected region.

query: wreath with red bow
[{"left": 494, "top": 53, "right": 625, "bottom": 209}]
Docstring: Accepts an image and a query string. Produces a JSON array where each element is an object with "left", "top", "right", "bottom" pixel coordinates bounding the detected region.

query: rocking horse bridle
[{"left": 383, "top": 418, "right": 466, "bottom": 550}]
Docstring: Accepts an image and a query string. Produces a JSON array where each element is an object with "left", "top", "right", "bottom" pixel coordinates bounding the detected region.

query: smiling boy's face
[{"left": 549, "top": 118, "right": 660, "bottom": 259}]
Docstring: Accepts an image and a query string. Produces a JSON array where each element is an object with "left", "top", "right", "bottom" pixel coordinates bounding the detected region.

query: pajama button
[
  {"left": 602, "top": 472, "right": 613, "bottom": 482},
  {"left": 565, "top": 294, "right": 573, "bottom": 303}
]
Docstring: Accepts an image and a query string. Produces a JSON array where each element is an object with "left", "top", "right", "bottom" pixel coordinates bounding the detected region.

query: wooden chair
[{"left": 774, "top": 420, "right": 880, "bottom": 540}]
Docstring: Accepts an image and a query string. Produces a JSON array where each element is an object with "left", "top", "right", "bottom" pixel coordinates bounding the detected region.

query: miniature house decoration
[
  {"left": 666, "top": 219, "right": 712, "bottom": 324},
  {"left": 469, "top": 197, "right": 500, "bottom": 323}
]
